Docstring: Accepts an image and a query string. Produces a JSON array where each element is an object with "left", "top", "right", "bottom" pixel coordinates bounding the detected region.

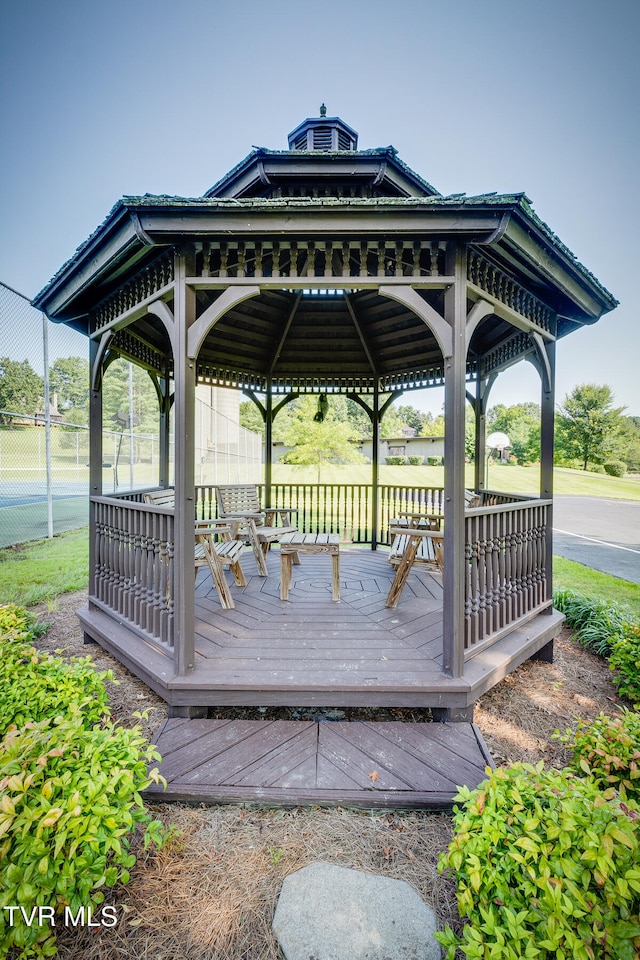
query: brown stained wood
[
  {"left": 81, "top": 549, "right": 563, "bottom": 711},
  {"left": 145, "top": 719, "right": 492, "bottom": 809}
]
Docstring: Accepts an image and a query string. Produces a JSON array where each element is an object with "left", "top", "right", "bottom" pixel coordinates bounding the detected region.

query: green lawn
[
  {"left": 272, "top": 463, "right": 640, "bottom": 500},
  {"left": 553, "top": 556, "right": 640, "bottom": 620},
  {"left": 0, "top": 529, "right": 89, "bottom": 607}
]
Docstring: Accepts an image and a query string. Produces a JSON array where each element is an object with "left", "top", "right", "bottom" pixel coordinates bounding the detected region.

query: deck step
[{"left": 144, "top": 718, "right": 494, "bottom": 809}]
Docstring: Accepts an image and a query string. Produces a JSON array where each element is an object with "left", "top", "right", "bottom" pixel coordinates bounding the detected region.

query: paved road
[{"left": 553, "top": 496, "right": 640, "bottom": 585}]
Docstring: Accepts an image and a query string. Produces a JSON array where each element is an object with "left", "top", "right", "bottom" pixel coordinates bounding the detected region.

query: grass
[
  {"left": 271, "top": 463, "right": 640, "bottom": 501},
  {"left": 553, "top": 556, "right": 640, "bottom": 621},
  {"left": 0, "top": 528, "right": 89, "bottom": 607}
]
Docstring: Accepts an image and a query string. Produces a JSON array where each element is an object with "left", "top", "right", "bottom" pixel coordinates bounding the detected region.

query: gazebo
[{"left": 34, "top": 109, "right": 617, "bottom": 741}]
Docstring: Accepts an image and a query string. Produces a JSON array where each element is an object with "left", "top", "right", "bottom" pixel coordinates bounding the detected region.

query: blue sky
[{"left": 1, "top": 0, "right": 638, "bottom": 414}]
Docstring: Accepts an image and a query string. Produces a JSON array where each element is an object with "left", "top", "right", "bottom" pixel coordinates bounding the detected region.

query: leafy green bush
[
  {"left": 553, "top": 589, "right": 630, "bottom": 656},
  {"left": 427, "top": 456, "right": 442, "bottom": 466},
  {"left": 437, "top": 762, "right": 640, "bottom": 960},
  {"left": 0, "top": 621, "right": 113, "bottom": 736},
  {"left": 385, "top": 456, "right": 407, "bottom": 465},
  {"left": 610, "top": 623, "right": 640, "bottom": 703},
  {"left": 0, "top": 712, "right": 167, "bottom": 958},
  {"left": 407, "top": 456, "right": 424, "bottom": 465},
  {"left": 604, "top": 460, "right": 628, "bottom": 478},
  {"left": 0, "top": 605, "right": 46, "bottom": 644},
  {"left": 556, "top": 710, "right": 640, "bottom": 801},
  {"left": 588, "top": 463, "right": 607, "bottom": 474}
]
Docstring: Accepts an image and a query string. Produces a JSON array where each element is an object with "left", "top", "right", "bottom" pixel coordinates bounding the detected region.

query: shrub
[
  {"left": 0, "top": 604, "right": 46, "bottom": 644},
  {"left": 604, "top": 460, "right": 628, "bottom": 478},
  {"left": 437, "top": 762, "right": 640, "bottom": 960},
  {"left": 610, "top": 622, "right": 640, "bottom": 703},
  {"left": 0, "top": 712, "right": 167, "bottom": 958},
  {"left": 0, "top": 624, "right": 113, "bottom": 736},
  {"left": 556, "top": 710, "right": 640, "bottom": 801},
  {"left": 407, "top": 456, "right": 424, "bottom": 465},
  {"left": 385, "top": 456, "right": 407, "bottom": 465},
  {"left": 427, "top": 456, "right": 441, "bottom": 466},
  {"left": 553, "top": 589, "right": 630, "bottom": 657},
  {"left": 588, "top": 463, "right": 607, "bottom": 474}
]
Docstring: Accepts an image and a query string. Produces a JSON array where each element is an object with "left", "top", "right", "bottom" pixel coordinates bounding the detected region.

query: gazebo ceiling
[{"left": 195, "top": 288, "right": 446, "bottom": 393}]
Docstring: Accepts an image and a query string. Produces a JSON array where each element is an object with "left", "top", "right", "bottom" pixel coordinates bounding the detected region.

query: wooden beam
[
  {"left": 187, "top": 285, "right": 261, "bottom": 359},
  {"left": 186, "top": 276, "right": 455, "bottom": 290},
  {"left": 344, "top": 294, "right": 379, "bottom": 376},
  {"left": 378, "top": 285, "right": 452, "bottom": 358},
  {"left": 89, "top": 282, "right": 175, "bottom": 339},
  {"left": 540, "top": 340, "right": 555, "bottom": 606},
  {"left": 465, "top": 298, "right": 495, "bottom": 351},
  {"left": 173, "top": 248, "right": 197, "bottom": 676},
  {"left": 88, "top": 339, "right": 103, "bottom": 600},
  {"left": 467, "top": 283, "right": 555, "bottom": 341},
  {"left": 268, "top": 292, "right": 302, "bottom": 374},
  {"left": 442, "top": 244, "right": 467, "bottom": 679}
]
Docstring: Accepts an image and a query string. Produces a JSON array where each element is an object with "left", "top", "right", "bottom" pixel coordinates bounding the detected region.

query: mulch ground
[{"left": 27, "top": 591, "right": 631, "bottom": 960}]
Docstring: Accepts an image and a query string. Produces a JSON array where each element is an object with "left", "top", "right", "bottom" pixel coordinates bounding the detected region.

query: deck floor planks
[
  {"left": 146, "top": 718, "right": 493, "bottom": 808},
  {"left": 318, "top": 723, "right": 461, "bottom": 793}
]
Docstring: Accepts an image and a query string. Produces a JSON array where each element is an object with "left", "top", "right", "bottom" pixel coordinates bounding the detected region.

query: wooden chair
[
  {"left": 385, "top": 512, "right": 444, "bottom": 609},
  {"left": 143, "top": 489, "right": 246, "bottom": 609},
  {"left": 215, "top": 484, "right": 299, "bottom": 577}
]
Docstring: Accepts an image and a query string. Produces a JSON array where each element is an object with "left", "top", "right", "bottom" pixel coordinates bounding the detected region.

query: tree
[
  {"left": 280, "top": 396, "right": 366, "bottom": 480},
  {"left": 556, "top": 384, "right": 625, "bottom": 470},
  {"left": 239, "top": 400, "right": 265, "bottom": 435},
  {"left": 0, "top": 357, "right": 43, "bottom": 422},
  {"left": 487, "top": 402, "right": 541, "bottom": 464},
  {"left": 102, "top": 359, "right": 158, "bottom": 435},
  {"left": 49, "top": 356, "right": 89, "bottom": 413}
]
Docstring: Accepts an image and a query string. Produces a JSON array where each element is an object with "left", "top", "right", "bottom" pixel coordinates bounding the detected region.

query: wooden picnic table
[{"left": 279, "top": 532, "right": 341, "bottom": 602}]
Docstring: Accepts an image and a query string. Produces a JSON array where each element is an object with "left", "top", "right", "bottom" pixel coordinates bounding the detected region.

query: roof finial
[{"left": 319, "top": 103, "right": 327, "bottom": 117}]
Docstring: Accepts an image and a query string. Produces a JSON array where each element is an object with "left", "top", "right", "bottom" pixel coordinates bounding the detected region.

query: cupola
[{"left": 287, "top": 104, "right": 358, "bottom": 151}]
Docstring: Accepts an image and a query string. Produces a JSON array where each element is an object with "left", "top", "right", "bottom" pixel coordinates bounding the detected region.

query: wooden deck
[
  {"left": 144, "top": 717, "right": 494, "bottom": 809},
  {"left": 80, "top": 546, "right": 563, "bottom": 711}
]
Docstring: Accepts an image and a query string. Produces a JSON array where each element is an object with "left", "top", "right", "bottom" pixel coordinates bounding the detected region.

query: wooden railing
[
  {"left": 91, "top": 496, "right": 174, "bottom": 651},
  {"left": 464, "top": 499, "right": 551, "bottom": 656},
  {"left": 195, "top": 482, "right": 447, "bottom": 545},
  {"left": 93, "top": 485, "right": 550, "bottom": 666}
]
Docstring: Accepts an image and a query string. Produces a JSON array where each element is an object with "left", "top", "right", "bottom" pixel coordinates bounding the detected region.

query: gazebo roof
[{"left": 32, "top": 110, "right": 617, "bottom": 394}]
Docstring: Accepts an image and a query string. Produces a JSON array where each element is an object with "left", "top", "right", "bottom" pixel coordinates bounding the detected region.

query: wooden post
[
  {"left": 474, "top": 379, "right": 485, "bottom": 493},
  {"left": 159, "top": 364, "right": 172, "bottom": 489},
  {"left": 371, "top": 383, "right": 380, "bottom": 550},
  {"left": 442, "top": 243, "right": 467, "bottom": 678},
  {"left": 172, "top": 248, "right": 197, "bottom": 675},
  {"left": 265, "top": 379, "right": 273, "bottom": 505},
  {"left": 540, "top": 339, "right": 556, "bottom": 607},
  {"left": 88, "top": 338, "right": 103, "bottom": 600}
]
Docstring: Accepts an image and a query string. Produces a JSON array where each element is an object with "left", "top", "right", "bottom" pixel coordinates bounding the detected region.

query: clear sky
[{"left": 1, "top": 0, "right": 638, "bottom": 415}]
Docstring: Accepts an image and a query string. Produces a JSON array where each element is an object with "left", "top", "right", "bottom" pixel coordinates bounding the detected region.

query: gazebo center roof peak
[
  {"left": 204, "top": 109, "right": 437, "bottom": 200},
  {"left": 287, "top": 107, "right": 359, "bottom": 152}
]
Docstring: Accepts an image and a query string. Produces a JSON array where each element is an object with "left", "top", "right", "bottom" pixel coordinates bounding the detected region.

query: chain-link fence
[
  {"left": 0, "top": 282, "right": 90, "bottom": 547},
  {"left": 0, "top": 282, "right": 263, "bottom": 548}
]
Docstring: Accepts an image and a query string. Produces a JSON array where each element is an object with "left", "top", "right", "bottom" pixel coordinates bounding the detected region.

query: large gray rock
[{"left": 272, "top": 861, "right": 442, "bottom": 960}]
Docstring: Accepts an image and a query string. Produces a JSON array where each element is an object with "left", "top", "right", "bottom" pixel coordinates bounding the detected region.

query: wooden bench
[
  {"left": 216, "top": 484, "right": 299, "bottom": 577},
  {"left": 279, "top": 532, "right": 340, "bottom": 602},
  {"left": 385, "top": 512, "right": 444, "bottom": 609},
  {"left": 143, "top": 489, "right": 246, "bottom": 610},
  {"left": 384, "top": 493, "right": 480, "bottom": 608}
]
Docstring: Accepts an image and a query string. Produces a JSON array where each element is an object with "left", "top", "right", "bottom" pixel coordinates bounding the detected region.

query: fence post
[{"left": 42, "top": 311, "right": 53, "bottom": 538}]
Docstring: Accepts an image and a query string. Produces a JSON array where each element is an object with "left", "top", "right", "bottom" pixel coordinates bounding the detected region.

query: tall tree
[
  {"left": 0, "top": 357, "right": 43, "bottom": 422},
  {"left": 556, "top": 384, "right": 625, "bottom": 470},
  {"left": 280, "top": 395, "right": 366, "bottom": 479},
  {"left": 49, "top": 356, "right": 89, "bottom": 413},
  {"left": 487, "top": 402, "right": 541, "bottom": 464}
]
